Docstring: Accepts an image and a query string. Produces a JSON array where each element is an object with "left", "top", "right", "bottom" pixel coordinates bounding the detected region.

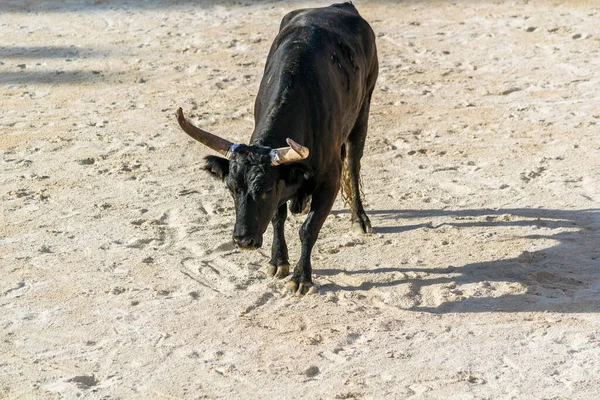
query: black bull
[{"left": 176, "top": 2, "right": 378, "bottom": 295}]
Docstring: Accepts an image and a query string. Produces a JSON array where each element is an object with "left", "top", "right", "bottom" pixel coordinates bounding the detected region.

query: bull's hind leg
[
  {"left": 268, "top": 204, "right": 289, "bottom": 278},
  {"left": 344, "top": 93, "right": 374, "bottom": 234}
]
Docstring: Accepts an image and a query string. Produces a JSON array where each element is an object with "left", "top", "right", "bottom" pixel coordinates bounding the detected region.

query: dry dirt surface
[{"left": 2, "top": 0, "right": 600, "bottom": 398}]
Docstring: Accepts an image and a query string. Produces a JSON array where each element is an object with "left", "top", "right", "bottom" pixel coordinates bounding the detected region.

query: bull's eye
[{"left": 260, "top": 188, "right": 273, "bottom": 200}]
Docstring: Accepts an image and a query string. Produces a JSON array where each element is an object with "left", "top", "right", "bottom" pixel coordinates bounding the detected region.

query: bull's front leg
[
  {"left": 288, "top": 180, "right": 340, "bottom": 296},
  {"left": 268, "top": 203, "right": 290, "bottom": 279}
]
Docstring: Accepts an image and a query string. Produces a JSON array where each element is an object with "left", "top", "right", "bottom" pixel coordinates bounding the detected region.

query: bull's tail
[{"left": 340, "top": 143, "right": 363, "bottom": 207}]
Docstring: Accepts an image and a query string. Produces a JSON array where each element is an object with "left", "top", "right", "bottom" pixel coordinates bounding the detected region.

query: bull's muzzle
[{"left": 233, "top": 235, "right": 262, "bottom": 249}]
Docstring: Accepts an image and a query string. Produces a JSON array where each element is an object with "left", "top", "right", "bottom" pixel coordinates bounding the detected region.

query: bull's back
[
  {"left": 252, "top": 3, "right": 377, "bottom": 168},
  {"left": 277, "top": 3, "right": 377, "bottom": 84}
]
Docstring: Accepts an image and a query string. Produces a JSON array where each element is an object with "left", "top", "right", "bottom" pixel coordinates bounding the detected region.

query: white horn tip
[{"left": 285, "top": 138, "right": 309, "bottom": 157}]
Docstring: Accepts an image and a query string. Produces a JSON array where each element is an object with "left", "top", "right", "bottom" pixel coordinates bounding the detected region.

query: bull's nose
[{"left": 233, "top": 236, "right": 260, "bottom": 249}]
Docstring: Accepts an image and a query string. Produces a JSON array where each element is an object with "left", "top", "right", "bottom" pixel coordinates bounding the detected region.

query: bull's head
[{"left": 176, "top": 108, "right": 314, "bottom": 249}]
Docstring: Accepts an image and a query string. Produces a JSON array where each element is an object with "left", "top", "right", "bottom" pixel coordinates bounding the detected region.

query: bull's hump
[{"left": 282, "top": 3, "right": 364, "bottom": 35}]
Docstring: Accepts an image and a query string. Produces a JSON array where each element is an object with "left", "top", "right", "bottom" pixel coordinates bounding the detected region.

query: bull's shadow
[
  {"left": 0, "top": 45, "right": 115, "bottom": 85},
  {"left": 320, "top": 208, "right": 600, "bottom": 313}
]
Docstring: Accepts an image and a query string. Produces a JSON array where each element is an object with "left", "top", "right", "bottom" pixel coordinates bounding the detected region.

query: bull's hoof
[
  {"left": 352, "top": 218, "right": 373, "bottom": 235},
  {"left": 267, "top": 263, "right": 290, "bottom": 279},
  {"left": 286, "top": 280, "right": 316, "bottom": 296}
]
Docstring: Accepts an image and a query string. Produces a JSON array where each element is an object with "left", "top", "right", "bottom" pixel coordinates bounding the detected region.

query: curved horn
[
  {"left": 176, "top": 107, "right": 233, "bottom": 157},
  {"left": 271, "top": 138, "right": 309, "bottom": 165}
]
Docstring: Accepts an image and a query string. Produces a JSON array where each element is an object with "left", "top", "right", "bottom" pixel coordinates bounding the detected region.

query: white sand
[{"left": 2, "top": 1, "right": 600, "bottom": 398}]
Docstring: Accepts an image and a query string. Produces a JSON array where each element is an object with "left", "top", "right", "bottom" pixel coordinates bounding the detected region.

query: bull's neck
[{"left": 251, "top": 96, "right": 311, "bottom": 149}]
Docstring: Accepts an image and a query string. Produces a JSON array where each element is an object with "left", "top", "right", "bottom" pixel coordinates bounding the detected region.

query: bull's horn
[
  {"left": 176, "top": 107, "right": 233, "bottom": 157},
  {"left": 270, "top": 138, "right": 309, "bottom": 165}
]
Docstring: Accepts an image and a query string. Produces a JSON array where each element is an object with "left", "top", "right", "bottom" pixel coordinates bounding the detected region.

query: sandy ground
[{"left": 2, "top": 0, "right": 600, "bottom": 398}]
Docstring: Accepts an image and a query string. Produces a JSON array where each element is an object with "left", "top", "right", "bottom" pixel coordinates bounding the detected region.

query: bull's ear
[
  {"left": 204, "top": 156, "right": 229, "bottom": 180},
  {"left": 280, "top": 163, "right": 314, "bottom": 189}
]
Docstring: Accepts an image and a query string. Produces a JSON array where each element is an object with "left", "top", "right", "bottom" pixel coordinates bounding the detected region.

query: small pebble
[
  {"left": 304, "top": 366, "right": 320, "bottom": 377},
  {"left": 78, "top": 158, "right": 95, "bottom": 165}
]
